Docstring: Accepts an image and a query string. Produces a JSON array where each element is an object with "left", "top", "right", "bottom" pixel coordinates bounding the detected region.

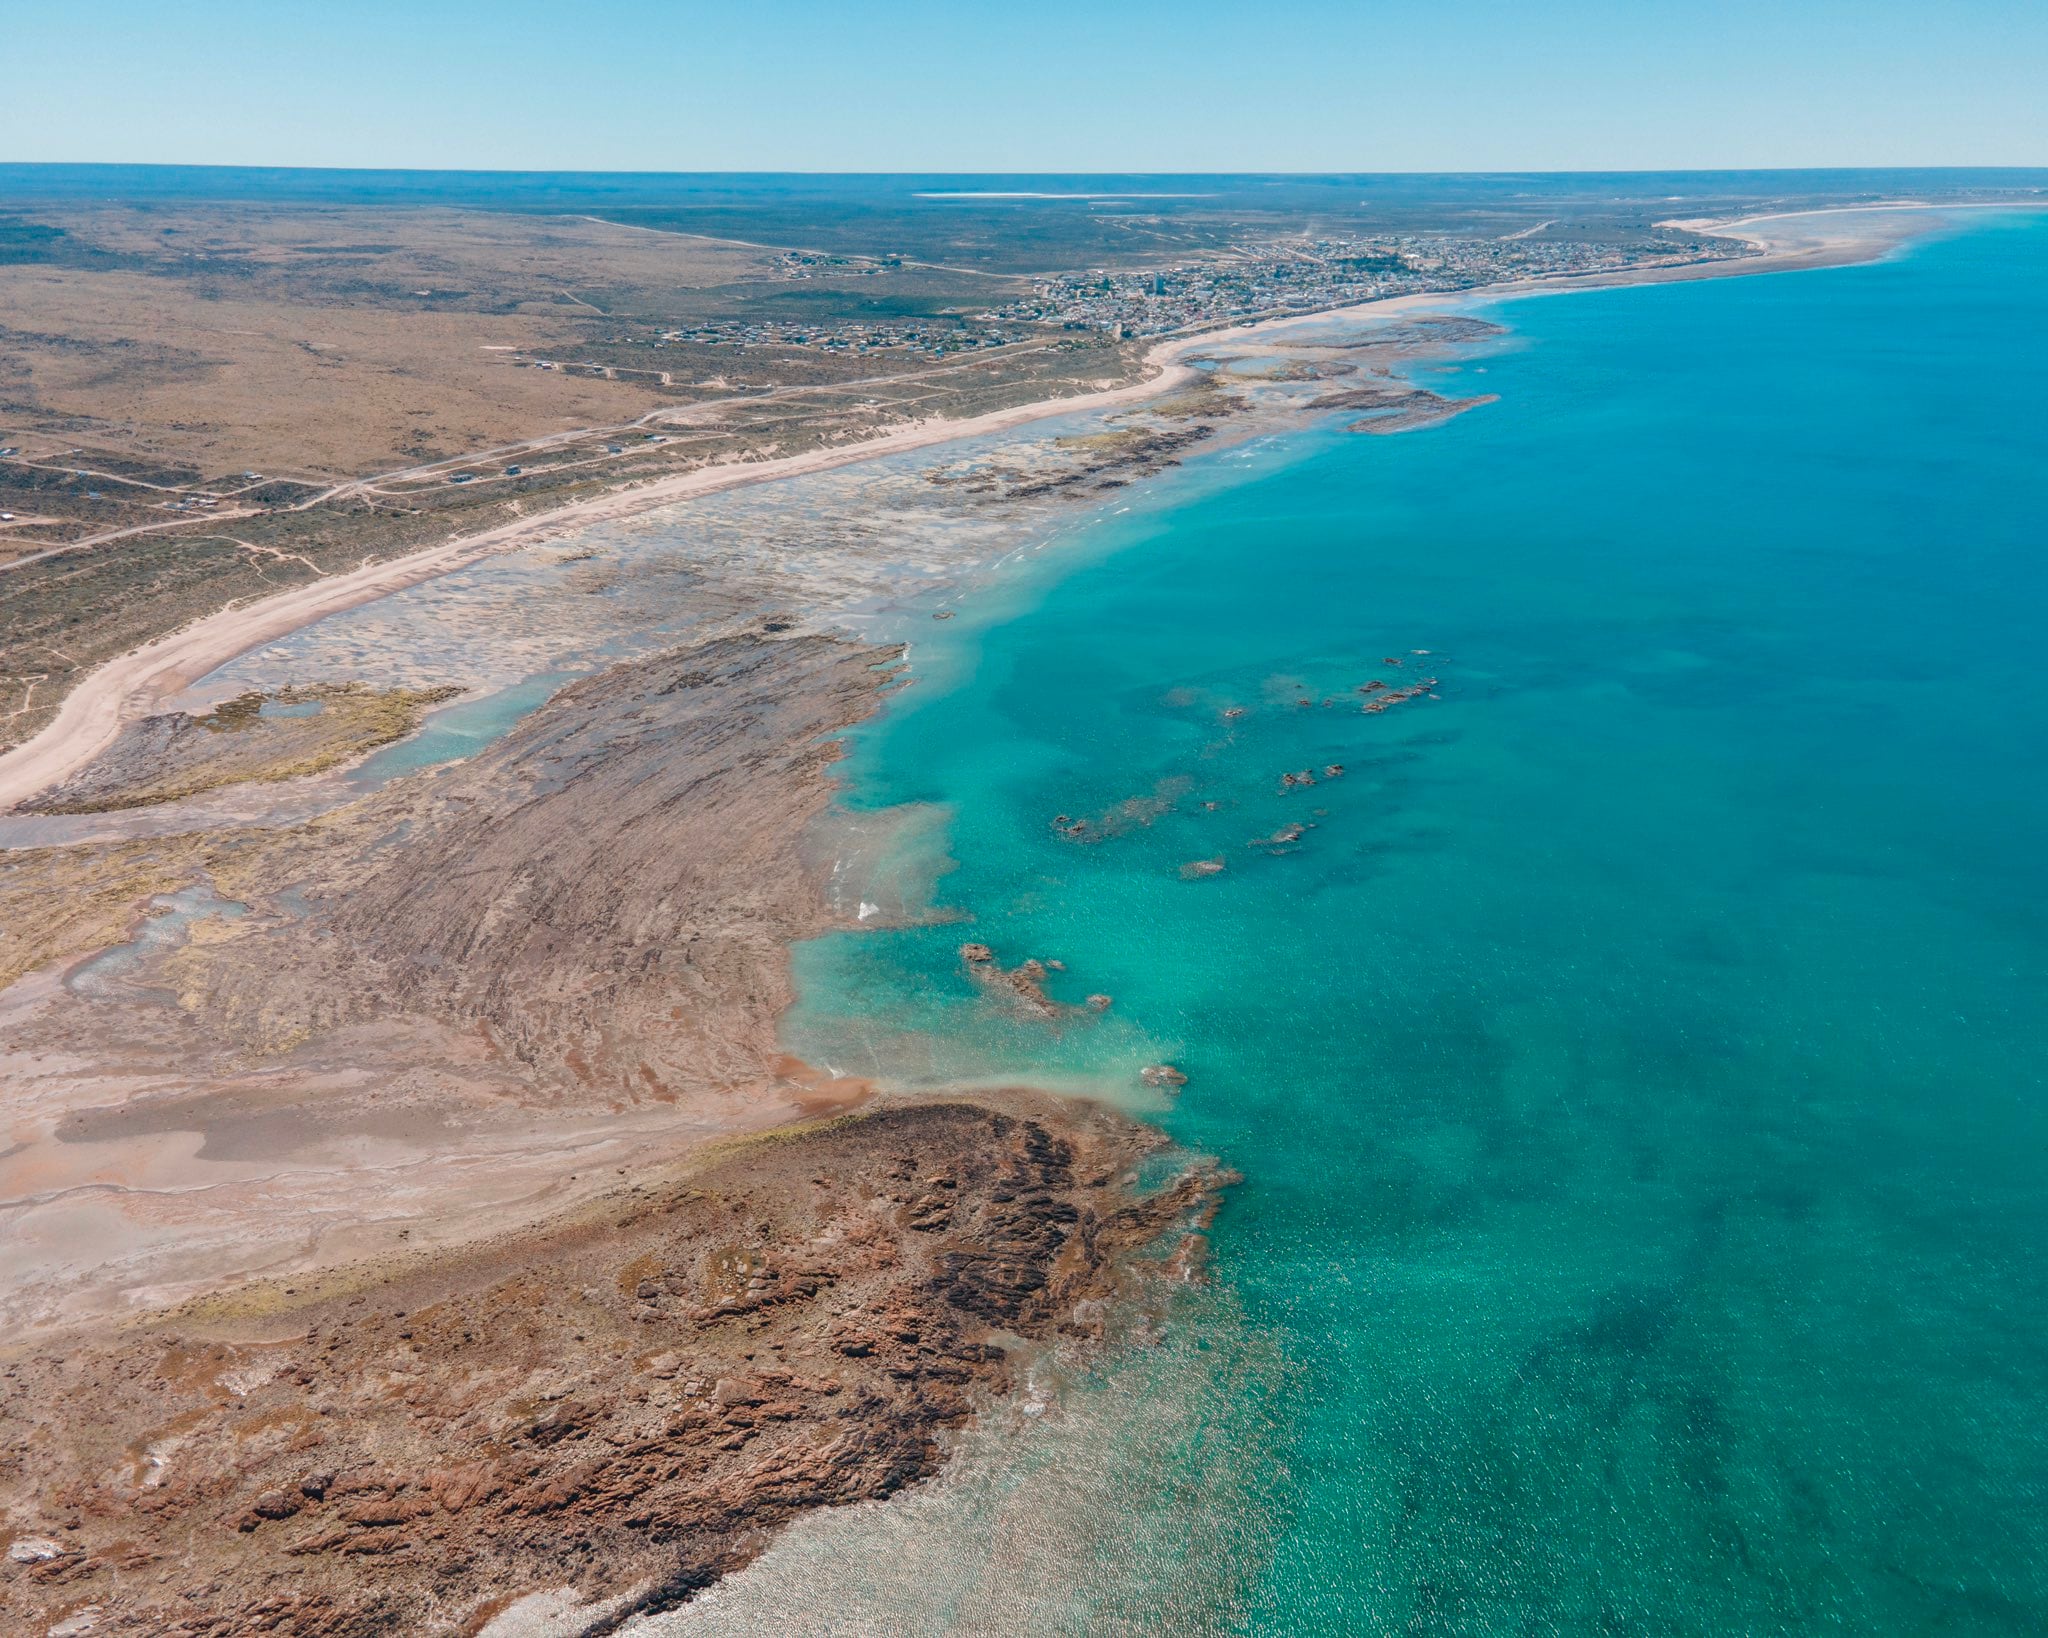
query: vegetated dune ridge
[{"left": 0, "top": 205, "right": 1909, "bottom": 819}]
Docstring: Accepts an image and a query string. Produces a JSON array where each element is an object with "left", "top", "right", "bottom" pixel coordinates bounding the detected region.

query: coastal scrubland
[{"left": 0, "top": 200, "right": 1139, "bottom": 749}]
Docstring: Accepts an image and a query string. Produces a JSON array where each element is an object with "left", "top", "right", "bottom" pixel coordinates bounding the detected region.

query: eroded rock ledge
[{"left": 0, "top": 1097, "right": 1228, "bottom": 1637}]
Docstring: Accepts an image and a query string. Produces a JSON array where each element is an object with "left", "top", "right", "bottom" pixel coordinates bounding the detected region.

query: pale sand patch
[
  {"left": 1661, "top": 199, "right": 2043, "bottom": 253},
  {"left": 476, "top": 1587, "right": 641, "bottom": 1638}
]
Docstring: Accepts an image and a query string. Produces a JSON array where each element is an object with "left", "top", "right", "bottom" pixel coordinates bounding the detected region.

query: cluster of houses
[
  {"left": 651, "top": 320, "right": 1025, "bottom": 358},
  {"left": 978, "top": 232, "right": 1710, "bottom": 338}
]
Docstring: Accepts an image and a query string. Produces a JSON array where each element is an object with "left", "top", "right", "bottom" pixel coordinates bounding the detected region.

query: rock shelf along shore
[
  {"left": 0, "top": 209, "right": 1924, "bottom": 1635},
  {"left": 0, "top": 624, "right": 1232, "bottom": 1636},
  {"left": 1, "top": 1096, "right": 1228, "bottom": 1636}
]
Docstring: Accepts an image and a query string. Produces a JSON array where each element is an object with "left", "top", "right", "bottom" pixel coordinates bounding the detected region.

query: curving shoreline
[
  {"left": 0, "top": 204, "right": 1965, "bottom": 1634},
  {"left": 0, "top": 208, "right": 1916, "bottom": 819}
]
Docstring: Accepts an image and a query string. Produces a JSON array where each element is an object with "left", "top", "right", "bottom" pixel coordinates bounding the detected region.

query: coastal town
[
  {"left": 649, "top": 316, "right": 1034, "bottom": 357},
  {"left": 983, "top": 230, "right": 1746, "bottom": 338},
  {"left": 597, "top": 230, "right": 1749, "bottom": 364}
]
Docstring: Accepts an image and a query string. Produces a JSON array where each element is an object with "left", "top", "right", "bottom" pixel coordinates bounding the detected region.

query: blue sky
[{"left": 2, "top": 0, "right": 2042, "bottom": 172}]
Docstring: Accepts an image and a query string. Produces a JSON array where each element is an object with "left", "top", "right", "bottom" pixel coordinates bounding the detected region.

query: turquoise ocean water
[{"left": 761, "top": 216, "right": 2048, "bottom": 1633}]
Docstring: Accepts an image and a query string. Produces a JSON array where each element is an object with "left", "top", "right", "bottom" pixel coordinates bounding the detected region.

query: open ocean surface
[{"left": 670, "top": 214, "right": 2048, "bottom": 1634}]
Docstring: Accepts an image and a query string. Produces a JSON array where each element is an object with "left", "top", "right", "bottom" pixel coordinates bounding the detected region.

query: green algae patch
[
  {"left": 0, "top": 832, "right": 252, "bottom": 989},
  {"left": 24, "top": 682, "right": 464, "bottom": 815}
]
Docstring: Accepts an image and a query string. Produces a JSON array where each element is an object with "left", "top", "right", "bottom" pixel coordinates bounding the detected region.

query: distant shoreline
[{"left": 0, "top": 207, "right": 1931, "bottom": 816}]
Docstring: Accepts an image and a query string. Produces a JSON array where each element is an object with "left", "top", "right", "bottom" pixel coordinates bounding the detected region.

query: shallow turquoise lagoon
[
  {"left": 351, "top": 669, "right": 580, "bottom": 785},
  {"left": 776, "top": 216, "right": 2048, "bottom": 1633}
]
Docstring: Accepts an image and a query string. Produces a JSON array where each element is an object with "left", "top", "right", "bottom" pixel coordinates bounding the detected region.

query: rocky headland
[{"left": 1, "top": 1097, "right": 1227, "bottom": 1636}]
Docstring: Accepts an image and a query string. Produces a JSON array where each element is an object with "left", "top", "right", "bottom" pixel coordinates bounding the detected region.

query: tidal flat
[
  {"left": 7, "top": 206, "right": 2039, "bottom": 1633},
  {"left": 0, "top": 299, "right": 1491, "bottom": 1631}
]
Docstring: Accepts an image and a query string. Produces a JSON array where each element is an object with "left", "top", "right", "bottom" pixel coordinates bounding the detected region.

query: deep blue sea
[{"left": 695, "top": 214, "right": 2048, "bottom": 1634}]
